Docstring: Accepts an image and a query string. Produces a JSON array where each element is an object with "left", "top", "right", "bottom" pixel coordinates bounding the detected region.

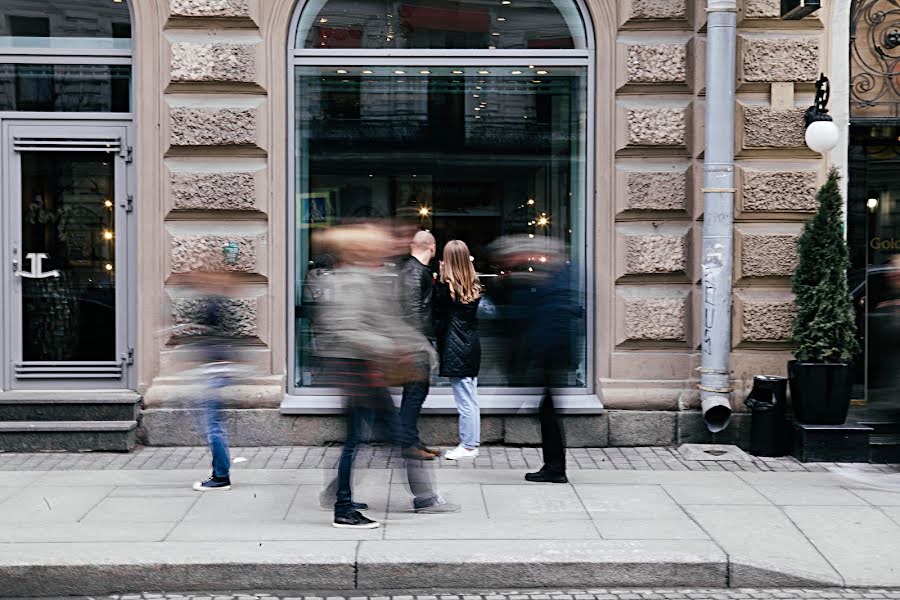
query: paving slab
[
  {"left": 574, "top": 484, "right": 686, "bottom": 520},
  {"left": 0, "top": 485, "right": 113, "bottom": 523},
  {"left": 882, "top": 506, "right": 900, "bottom": 526},
  {"left": 480, "top": 485, "right": 588, "bottom": 521},
  {"left": 32, "top": 470, "right": 209, "bottom": 487},
  {"left": 0, "top": 522, "right": 174, "bottom": 543},
  {"left": 566, "top": 471, "right": 744, "bottom": 486},
  {"left": 848, "top": 488, "right": 900, "bottom": 506},
  {"left": 592, "top": 518, "right": 709, "bottom": 540},
  {"left": 0, "top": 471, "right": 46, "bottom": 486},
  {"left": 784, "top": 505, "right": 900, "bottom": 586},
  {"left": 356, "top": 539, "right": 728, "bottom": 588},
  {"left": 166, "top": 518, "right": 383, "bottom": 542},
  {"left": 382, "top": 517, "right": 600, "bottom": 540},
  {"left": 0, "top": 541, "right": 358, "bottom": 596},
  {"left": 387, "top": 484, "right": 488, "bottom": 520},
  {"left": 184, "top": 485, "right": 299, "bottom": 522},
  {"left": 736, "top": 472, "right": 850, "bottom": 488},
  {"left": 82, "top": 495, "right": 198, "bottom": 522},
  {"left": 685, "top": 504, "right": 843, "bottom": 587},
  {"left": 754, "top": 486, "right": 868, "bottom": 506},
  {"left": 662, "top": 484, "right": 772, "bottom": 506}
]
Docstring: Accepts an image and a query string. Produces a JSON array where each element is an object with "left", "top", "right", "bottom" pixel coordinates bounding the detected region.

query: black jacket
[
  {"left": 397, "top": 256, "right": 434, "bottom": 340},
  {"left": 434, "top": 282, "right": 481, "bottom": 378}
]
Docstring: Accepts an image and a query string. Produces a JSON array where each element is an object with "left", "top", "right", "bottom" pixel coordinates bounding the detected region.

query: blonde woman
[{"left": 435, "top": 240, "right": 482, "bottom": 460}]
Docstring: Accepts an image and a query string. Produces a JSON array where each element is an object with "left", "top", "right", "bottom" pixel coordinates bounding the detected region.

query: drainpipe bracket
[{"left": 701, "top": 187, "right": 737, "bottom": 193}]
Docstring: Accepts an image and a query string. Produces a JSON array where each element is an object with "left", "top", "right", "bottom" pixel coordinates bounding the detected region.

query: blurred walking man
[{"left": 397, "top": 230, "right": 440, "bottom": 460}]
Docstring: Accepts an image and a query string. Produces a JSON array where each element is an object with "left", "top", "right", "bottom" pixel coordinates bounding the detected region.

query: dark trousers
[
  {"left": 539, "top": 387, "right": 566, "bottom": 475},
  {"left": 326, "top": 359, "right": 437, "bottom": 516},
  {"left": 399, "top": 378, "right": 429, "bottom": 448}
]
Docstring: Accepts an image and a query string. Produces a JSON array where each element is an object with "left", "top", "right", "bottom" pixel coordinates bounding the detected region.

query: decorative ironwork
[{"left": 851, "top": 0, "right": 900, "bottom": 119}]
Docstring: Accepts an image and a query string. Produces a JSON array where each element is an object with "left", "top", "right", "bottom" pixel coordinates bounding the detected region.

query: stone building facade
[{"left": 0, "top": 0, "right": 844, "bottom": 448}]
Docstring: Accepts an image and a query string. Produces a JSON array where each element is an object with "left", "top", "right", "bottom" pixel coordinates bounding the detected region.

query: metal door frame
[{"left": 1, "top": 118, "right": 135, "bottom": 390}]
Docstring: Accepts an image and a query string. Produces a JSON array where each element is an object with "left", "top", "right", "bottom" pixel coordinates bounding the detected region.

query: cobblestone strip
[
  {"left": 1, "top": 445, "right": 897, "bottom": 472},
  {"left": 81, "top": 589, "right": 900, "bottom": 600}
]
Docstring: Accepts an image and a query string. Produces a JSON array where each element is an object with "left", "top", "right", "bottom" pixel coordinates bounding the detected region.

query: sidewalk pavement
[{"left": 2, "top": 463, "right": 900, "bottom": 595}]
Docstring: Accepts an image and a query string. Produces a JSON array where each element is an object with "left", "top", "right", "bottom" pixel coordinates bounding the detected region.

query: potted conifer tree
[{"left": 789, "top": 168, "right": 860, "bottom": 424}]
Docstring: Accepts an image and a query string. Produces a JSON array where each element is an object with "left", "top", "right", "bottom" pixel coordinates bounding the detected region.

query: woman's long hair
[{"left": 441, "top": 240, "right": 481, "bottom": 303}]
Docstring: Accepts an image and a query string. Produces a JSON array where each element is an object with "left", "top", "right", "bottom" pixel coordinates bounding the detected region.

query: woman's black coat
[{"left": 434, "top": 282, "right": 481, "bottom": 378}]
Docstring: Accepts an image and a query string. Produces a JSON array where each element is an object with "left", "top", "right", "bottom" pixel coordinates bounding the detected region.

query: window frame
[{"left": 285, "top": 0, "right": 596, "bottom": 411}]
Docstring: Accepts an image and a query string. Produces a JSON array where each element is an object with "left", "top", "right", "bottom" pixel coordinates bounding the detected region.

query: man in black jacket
[{"left": 397, "top": 230, "right": 439, "bottom": 460}]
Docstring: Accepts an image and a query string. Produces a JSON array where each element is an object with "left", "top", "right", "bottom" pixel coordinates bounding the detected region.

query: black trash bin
[{"left": 744, "top": 375, "right": 789, "bottom": 457}]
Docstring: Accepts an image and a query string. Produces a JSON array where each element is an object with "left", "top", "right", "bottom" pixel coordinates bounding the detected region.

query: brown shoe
[
  {"left": 420, "top": 445, "right": 442, "bottom": 457},
  {"left": 402, "top": 446, "right": 436, "bottom": 460}
]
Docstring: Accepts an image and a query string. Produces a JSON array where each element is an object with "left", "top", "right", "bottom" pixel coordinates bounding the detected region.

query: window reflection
[
  {"left": 1, "top": 0, "right": 131, "bottom": 49},
  {"left": 0, "top": 64, "right": 131, "bottom": 112},
  {"left": 294, "top": 66, "right": 587, "bottom": 388},
  {"left": 297, "top": 0, "right": 586, "bottom": 49}
]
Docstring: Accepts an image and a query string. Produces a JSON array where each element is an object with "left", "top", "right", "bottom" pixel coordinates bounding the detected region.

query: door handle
[{"left": 13, "top": 253, "right": 60, "bottom": 278}]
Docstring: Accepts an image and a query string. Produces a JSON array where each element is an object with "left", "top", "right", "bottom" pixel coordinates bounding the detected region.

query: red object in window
[
  {"left": 399, "top": 5, "right": 489, "bottom": 32},
  {"left": 316, "top": 26, "right": 363, "bottom": 48},
  {"left": 527, "top": 37, "right": 574, "bottom": 49}
]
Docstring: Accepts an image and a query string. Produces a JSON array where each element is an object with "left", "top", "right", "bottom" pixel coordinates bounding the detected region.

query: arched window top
[
  {"left": 295, "top": 0, "right": 587, "bottom": 50},
  {"left": 0, "top": 0, "right": 132, "bottom": 50}
]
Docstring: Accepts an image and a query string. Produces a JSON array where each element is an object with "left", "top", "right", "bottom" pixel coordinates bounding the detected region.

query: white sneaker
[{"left": 443, "top": 445, "right": 479, "bottom": 460}]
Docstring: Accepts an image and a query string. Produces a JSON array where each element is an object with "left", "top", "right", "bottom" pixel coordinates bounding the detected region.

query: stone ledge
[
  {"left": 168, "top": 0, "right": 257, "bottom": 20},
  {"left": 739, "top": 35, "right": 820, "bottom": 84}
]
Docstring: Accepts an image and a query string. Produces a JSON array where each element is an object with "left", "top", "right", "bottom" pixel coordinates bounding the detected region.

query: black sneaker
[
  {"left": 333, "top": 510, "right": 380, "bottom": 529},
  {"left": 525, "top": 469, "right": 568, "bottom": 484},
  {"left": 192, "top": 475, "right": 232, "bottom": 491}
]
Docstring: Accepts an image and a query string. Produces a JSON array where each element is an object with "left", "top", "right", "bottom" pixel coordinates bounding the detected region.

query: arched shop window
[
  {"left": 288, "top": 0, "right": 593, "bottom": 394},
  {"left": 0, "top": 1, "right": 132, "bottom": 112}
]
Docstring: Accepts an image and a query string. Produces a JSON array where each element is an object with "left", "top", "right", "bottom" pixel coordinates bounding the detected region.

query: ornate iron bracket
[{"left": 805, "top": 73, "right": 833, "bottom": 127}]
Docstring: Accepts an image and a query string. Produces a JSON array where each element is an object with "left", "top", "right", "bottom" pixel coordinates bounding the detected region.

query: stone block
[
  {"left": 739, "top": 167, "right": 819, "bottom": 213},
  {"left": 744, "top": 0, "right": 780, "bottom": 18},
  {"left": 620, "top": 0, "right": 689, "bottom": 23},
  {"left": 740, "top": 36, "right": 819, "bottom": 84},
  {"left": 608, "top": 410, "right": 677, "bottom": 446},
  {"left": 168, "top": 103, "right": 262, "bottom": 147},
  {"left": 170, "top": 296, "right": 258, "bottom": 338},
  {"left": 735, "top": 292, "right": 796, "bottom": 343},
  {"left": 617, "top": 166, "right": 690, "bottom": 213},
  {"left": 618, "top": 103, "right": 691, "bottom": 149},
  {"left": 736, "top": 227, "right": 800, "bottom": 278},
  {"left": 616, "top": 287, "right": 690, "bottom": 344},
  {"left": 169, "top": 0, "right": 253, "bottom": 18},
  {"left": 559, "top": 415, "right": 610, "bottom": 446},
  {"left": 170, "top": 41, "right": 260, "bottom": 84},
  {"left": 741, "top": 105, "right": 807, "bottom": 149},
  {"left": 617, "top": 225, "right": 690, "bottom": 277},
  {"left": 619, "top": 41, "right": 689, "bottom": 87},
  {"left": 678, "top": 411, "right": 751, "bottom": 449},
  {"left": 418, "top": 415, "right": 504, "bottom": 445},
  {"left": 169, "top": 233, "right": 262, "bottom": 274},
  {"left": 792, "top": 421, "right": 873, "bottom": 463},
  {"left": 503, "top": 415, "right": 541, "bottom": 444},
  {"left": 169, "top": 167, "right": 262, "bottom": 211}
]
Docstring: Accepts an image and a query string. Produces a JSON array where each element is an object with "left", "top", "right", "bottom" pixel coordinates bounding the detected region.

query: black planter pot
[{"left": 787, "top": 360, "right": 852, "bottom": 425}]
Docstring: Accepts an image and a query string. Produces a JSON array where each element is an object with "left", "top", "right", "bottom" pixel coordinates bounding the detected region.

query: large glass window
[
  {"left": 290, "top": 0, "right": 592, "bottom": 395},
  {"left": 0, "top": 0, "right": 131, "bottom": 50}
]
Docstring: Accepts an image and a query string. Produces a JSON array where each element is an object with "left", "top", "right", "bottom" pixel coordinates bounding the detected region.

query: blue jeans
[
  {"left": 204, "top": 375, "right": 231, "bottom": 479},
  {"left": 450, "top": 376, "right": 480, "bottom": 449}
]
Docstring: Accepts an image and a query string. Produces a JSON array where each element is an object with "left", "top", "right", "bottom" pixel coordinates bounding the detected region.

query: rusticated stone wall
[
  {"left": 609, "top": 0, "right": 824, "bottom": 411},
  {"left": 155, "top": 0, "right": 275, "bottom": 398}
]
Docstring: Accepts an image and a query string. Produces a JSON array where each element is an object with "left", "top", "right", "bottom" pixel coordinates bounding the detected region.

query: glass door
[{"left": 3, "top": 122, "right": 132, "bottom": 388}]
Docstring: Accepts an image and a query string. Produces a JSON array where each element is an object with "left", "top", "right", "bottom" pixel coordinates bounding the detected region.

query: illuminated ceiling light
[
  {"left": 492, "top": 32, "right": 500, "bottom": 36},
  {"left": 523, "top": 115, "right": 528, "bottom": 119},
  {"left": 528, "top": 64, "right": 535, "bottom": 68},
  {"left": 511, "top": 70, "right": 522, "bottom": 75},
  {"left": 498, "top": 17, "right": 506, "bottom": 21},
  {"left": 478, "top": 70, "right": 490, "bottom": 75},
  {"left": 105, "top": 263, "right": 114, "bottom": 271},
  {"left": 419, "top": 206, "right": 430, "bottom": 216},
  {"left": 502, "top": 1, "right": 512, "bottom": 4},
  {"left": 362, "top": 70, "right": 373, "bottom": 74},
  {"left": 537, "top": 216, "right": 549, "bottom": 226},
  {"left": 475, "top": 86, "right": 482, "bottom": 90},
  {"left": 319, "top": 17, "right": 328, "bottom": 23},
  {"left": 103, "top": 230, "right": 113, "bottom": 240},
  {"left": 527, "top": 198, "right": 535, "bottom": 205},
  {"left": 528, "top": 267, "right": 534, "bottom": 271},
  {"left": 536, "top": 70, "right": 548, "bottom": 75},
  {"left": 474, "top": 107, "right": 481, "bottom": 111},
  {"left": 420, "top": 70, "right": 431, "bottom": 74},
  {"left": 452, "top": 70, "right": 464, "bottom": 74},
  {"left": 336, "top": 69, "right": 348, "bottom": 74},
  {"left": 531, "top": 79, "right": 542, "bottom": 83},
  {"left": 528, "top": 234, "right": 535, "bottom": 239},
  {"left": 104, "top": 200, "right": 113, "bottom": 208},
  {"left": 539, "top": 256, "right": 548, "bottom": 263},
  {"left": 473, "top": 94, "right": 479, "bottom": 98},
  {"left": 868, "top": 198, "right": 879, "bottom": 210},
  {"left": 394, "top": 70, "right": 405, "bottom": 74},
  {"left": 475, "top": 115, "right": 481, "bottom": 119}
]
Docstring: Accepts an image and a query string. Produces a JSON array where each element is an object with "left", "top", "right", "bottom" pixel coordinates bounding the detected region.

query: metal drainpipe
[{"left": 699, "top": 0, "right": 737, "bottom": 432}]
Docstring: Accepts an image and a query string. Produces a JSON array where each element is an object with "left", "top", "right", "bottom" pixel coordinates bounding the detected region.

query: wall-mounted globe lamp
[{"left": 805, "top": 73, "right": 840, "bottom": 154}]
